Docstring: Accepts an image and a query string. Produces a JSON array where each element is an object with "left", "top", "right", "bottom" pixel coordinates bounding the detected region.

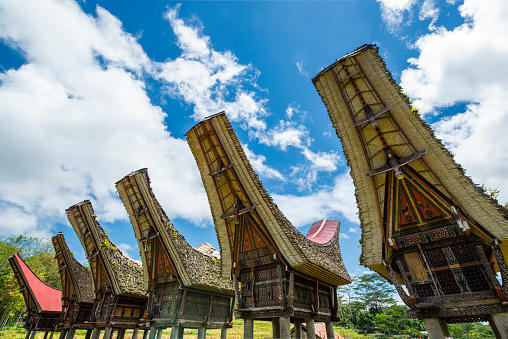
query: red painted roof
[
  {"left": 303, "top": 322, "right": 344, "bottom": 339},
  {"left": 13, "top": 253, "right": 62, "bottom": 312},
  {"left": 306, "top": 219, "right": 339, "bottom": 244}
]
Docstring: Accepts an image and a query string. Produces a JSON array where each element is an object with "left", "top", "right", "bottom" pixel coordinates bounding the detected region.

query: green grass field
[{"left": 0, "top": 321, "right": 414, "bottom": 338}]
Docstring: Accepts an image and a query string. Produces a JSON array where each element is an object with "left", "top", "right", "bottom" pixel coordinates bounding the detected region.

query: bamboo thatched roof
[
  {"left": 52, "top": 232, "right": 93, "bottom": 305},
  {"left": 115, "top": 168, "right": 234, "bottom": 295},
  {"left": 312, "top": 44, "right": 508, "bottom": 273},
  {"left": 66, "top": 200, "right": 147, "bottom": 299},
  {"left": 186, "top": 112, "right": 350, "bottom": 286}
]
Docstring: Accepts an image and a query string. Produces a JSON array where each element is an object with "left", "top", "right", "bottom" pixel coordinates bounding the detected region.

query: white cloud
[
  {"left": 296, "top": 61, "right": 309, "bottom": 77},
  {"left": 0, "top": 206, "right": 37, "bottom": 236},
  {"left": 272, "top": 172, "right": 359, "bottom": 228},
  {"left": 117, "top": 243, "right": 135, "bottom": 258},
  {"left": 377, "top": 0, "right": 417, "bottom": 32},
  {"left": 349, "top": 227, "right": 360, "bottom": 234},
  {"left": 242, "top": 144, "right": 284, "bottom": 181},
  {"left": 261, "top": 120, "right": 311, "bottom": 151},
  {"left": 301, "top": 148, "right": 339, "bottom": 172},
  {"left": 419, "top": 0, "right": 440, "bottom": 30},
  {"left": 340, "top": 233, "right": 350, "bottom": 239},
  {"left": 400, "top": 0, "right": 508, "bottom": 204},
  {"left": 155, "top": 5, "right": 268, "bottom": 133},
  {"left": 0, "top": 0, "right": 211, "bottom": 235}
]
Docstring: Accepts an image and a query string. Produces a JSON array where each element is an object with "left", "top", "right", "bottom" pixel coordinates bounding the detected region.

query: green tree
[
  {"left": 0, "top": 235, "right": 60, "bottom": 329},
  {"left": 353, "top": 273, "right": 396, "bottom": 314}
]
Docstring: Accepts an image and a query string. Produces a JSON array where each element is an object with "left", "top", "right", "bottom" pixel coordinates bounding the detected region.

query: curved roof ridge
[
  {"left": 66, "top": 200, "right": 146, "bottom": 298},
  {"left": 52, "top": 232, "right": 94, "bottom": 304},
  {"left": 10, "top": 253, "right": 61, "bottom": 313},
  {"left": 186, "top": 112, "right": 350, "bottom": 285},
  {"left": 116, "top": 168, "right": 234, "bottom": 294}
]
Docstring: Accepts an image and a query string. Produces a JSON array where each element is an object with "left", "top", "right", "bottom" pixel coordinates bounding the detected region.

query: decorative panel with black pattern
[
  {"left": 236, "top": 217, "right": 276, "bottom": 269},
  {"left": 387, "top": 166, "right": 458, "bottom": 248}
]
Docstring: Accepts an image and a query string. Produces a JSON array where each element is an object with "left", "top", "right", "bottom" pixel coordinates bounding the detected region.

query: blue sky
[{"left": 1, "top": 0, "right": 507, "bottom": 280}]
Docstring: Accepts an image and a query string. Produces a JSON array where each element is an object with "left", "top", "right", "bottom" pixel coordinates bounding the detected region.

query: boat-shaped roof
[
  {"left": 9, "top": 253, "right": 62, "bottom": 313},
  {"left": 312, "top": 44, "right": 508, "bottom": 273},
  {"left": 52, "top": 232, "right": 93, "bottom": 305},
  {"left": 186, "top": 112, "right": 350, "bottom": 286},
  {"left": 116, "top": 168, "right": 234, "bottom": 295},
  {"left": 67, "top": 200, "right": 147, "bottom": 299}
]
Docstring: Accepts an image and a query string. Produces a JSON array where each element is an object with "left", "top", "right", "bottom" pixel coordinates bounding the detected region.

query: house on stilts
[
  {"left": 67, "top": 200, "right": 148, "bottom": 339},
  {"left": 186, "top": 112, "right": 351, "bottom": 339},
  {"left": 312, "top": 44, "right": 508, "bottom": 338},
  {"left": 51, "top": 232, "right": 94, "bottom": 339},
  {"left": 9, "top": 253, "right": 62, "bottom": 339},
  {"left": 115, "top": 168, "right": 235, "bottom": 339}
]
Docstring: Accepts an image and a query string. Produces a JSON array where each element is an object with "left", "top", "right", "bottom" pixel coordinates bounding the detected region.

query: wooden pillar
[
  {"left": 25, "top": 331, "right": 31, "bottom": 339},
  {"left": 83, "top": 329, "right": 92, "bottom": 339},
  {"left": 170, "top": 325, "right": 184, "bottom": 339},
  {"left": 305, "top": 319, "right": 316, "bottom": 339},
  {"left": 30, "top": 330, "right": 37, "bottom": 339},
  {"left": 294, "top": 319, "right": 302, "bottom": 339},
  {"left": 131, "top": 328, "right": 139, "bottom": 339},
  {"left": 176, "top": 326, "right": 184, "bottom": 339},
  {"left": 272, "top": 318, "right": 280, "bottom": 339},
  {"left": 43, "top": 331, "right": 49, "bottom": 339},
  {"left": 103, "top": 327, "right": 113, "bottom": 339},
  {"left": 155, "top": 328, "right": 163, "bottom": 339},
  {"left": 422, "top": 318, "right": 451, "bottom": 339},
  {"left": 488, "top": 313, "right": 508, "bottom": 339},
  {"left": 325, "top": 322, "right": 334, "bottom": 339},
  {"left": 220, "top": 327, "right": 227, "bottom": 339},
  {"left": 142, "top": 329, "right": 149, "bottom": 339},
  {"left": 148, "top": 326, "right": 158, "bottom": 339},
  {"left": 197, "top": 326, "right": 206, "bottom": 339},
  {"left": 279, "top": 316, "right": 291, "bottom": 339},
  {"left": 244, "top": 319, "right": 254, "bottom": 339},
  {"left": 117, "top": 328, "right": 126, "bottom": 339},
  {"left": 67, "top": 328, "right": 76, "bottom": 339},
  {"left": 48, "top": 331, "right": 55, "bottom": 339},
  {"left": 90, "top": 328, "right": 101, "bottom": 339},
  {"left": 59, "top": 329, "right": 68, "bottom": 339}
]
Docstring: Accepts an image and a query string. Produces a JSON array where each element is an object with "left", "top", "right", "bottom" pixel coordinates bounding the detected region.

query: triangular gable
[
  {"left": 154, "top": 238, "right": 175, "bottom": 277},
  {"left": 236, "top": 216, "right": 276, "bottom": 269},
  {"left": 388, "top": 166, "right": 456, "bottom": 239},
  {"left": 9, "top": 253, "right": 61, "bottom": 313}
]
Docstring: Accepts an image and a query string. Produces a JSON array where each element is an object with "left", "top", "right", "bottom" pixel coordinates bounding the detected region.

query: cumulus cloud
[
  {"left": 377, "top": 0, "right": 417, "bottom": 32},
  {"left": 261, "top": 120, "right": 310, "bottom": 151},
  {"left": 0, "top": 0, "right": 210, "bottom": 235},
  {"left": 272, "top": 172, "right": 359, "bottom": 228},
  {"left": 0, "top": 0, "right": 352, "bottom": 238},
  {"left": 400, "top": 0, "right": 508, "bottom": 204},
  {"left": 419, "top": 0, "right": 439, "bottom": 30},
  {"left": 155, "top": 5, "right": 268, "bottom": 133},
  {"left": 117, "top": 243, "right": 135, "bottom": 258},
  {"left": 242, "top": 144, "right": 285, "bottom": 181}
]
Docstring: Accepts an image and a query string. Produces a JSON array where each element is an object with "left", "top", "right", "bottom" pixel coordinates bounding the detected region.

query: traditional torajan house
[
  {"left": 186, "top": 113, "right": 351, "bottom": 339},
  {"left": 115, "top": 168, "right": 235, "bottom": 339},
  {"left": 312, "top": 44, "right": 508, "bottom": 338},
  {"left": 8, "top": 253, "right": 62, "bottom": 339},
  {"left": 51, "top": 232, "right": 94, "bottom": 339},
  {"left": 67, "top": 200, "right": 148, "bottom": 339}
]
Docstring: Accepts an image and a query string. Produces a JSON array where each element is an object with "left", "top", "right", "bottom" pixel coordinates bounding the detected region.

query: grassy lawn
[
  {"left": 1, "top": 322, "right": 419, "bottom": 338},
  {"left": 0, "top": 319, "right": 273, "bottom": 338}
]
